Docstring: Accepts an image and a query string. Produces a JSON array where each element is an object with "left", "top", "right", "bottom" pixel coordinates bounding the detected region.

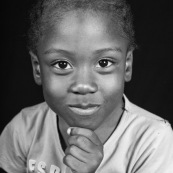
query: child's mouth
[{"left": 68, "top": 104, "right": 100, "bottom": 116}]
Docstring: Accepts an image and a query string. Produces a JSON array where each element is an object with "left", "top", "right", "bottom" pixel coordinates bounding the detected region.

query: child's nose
[
  {"left": 70, "top": 82, "right": 98, "bottom": 95},
  {"left": 69, "top": 69, "right": 98, "bottom": 95}
]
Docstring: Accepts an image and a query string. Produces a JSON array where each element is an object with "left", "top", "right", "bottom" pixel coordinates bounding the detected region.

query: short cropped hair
[{"left": 28, "top": 0, "right": 136, "bottom": 54}]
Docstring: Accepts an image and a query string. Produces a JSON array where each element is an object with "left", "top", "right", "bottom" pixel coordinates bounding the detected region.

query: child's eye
[
  {"left": 52, "top": 60, "right": 72, "bottom": 70},
  {"left": 96, "top": 59, "right": 114, "bottom": 68}
]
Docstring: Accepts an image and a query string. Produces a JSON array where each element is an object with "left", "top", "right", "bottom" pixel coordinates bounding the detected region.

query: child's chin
[{"left": 67, "top": 118, "right": 100, "bottom": 131}]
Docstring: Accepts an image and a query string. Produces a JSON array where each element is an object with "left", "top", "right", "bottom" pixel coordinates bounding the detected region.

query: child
[{"left": 0, "top": 0, "right": 173, "bottom": 172}]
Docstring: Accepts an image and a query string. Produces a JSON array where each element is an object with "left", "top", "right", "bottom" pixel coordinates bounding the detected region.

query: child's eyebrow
[
  {"left": 94, "top": 47, "right": 122, "bottom": 55},
  {"left": 44, "top": 49, "right": 75, "bottom": 56},
  {"left": 44, "top": 47, "right": 122, "bottom": 56}
]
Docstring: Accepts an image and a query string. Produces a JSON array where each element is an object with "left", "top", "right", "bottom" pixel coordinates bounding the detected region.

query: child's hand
[{"left": 63, "top": 127, "right": 103, "bottom": 173}]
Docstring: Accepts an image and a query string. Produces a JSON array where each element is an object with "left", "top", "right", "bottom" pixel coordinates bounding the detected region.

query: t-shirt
[{"left": 0, "top": 96, "right": 173, "bottom": 173}]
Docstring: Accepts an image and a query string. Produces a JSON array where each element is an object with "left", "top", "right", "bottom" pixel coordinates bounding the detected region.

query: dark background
[{"left": 1, "top": 0, "right": 173, "bottom": 133}]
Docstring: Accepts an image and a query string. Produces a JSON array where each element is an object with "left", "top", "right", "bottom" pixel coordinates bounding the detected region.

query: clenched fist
[{"left": 63, "top": 127, "right": 103, "bottom": 173}]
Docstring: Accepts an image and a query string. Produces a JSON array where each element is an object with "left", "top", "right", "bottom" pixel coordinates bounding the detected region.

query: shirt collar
[{"left": 123, "top": 94, "right": 131, "bottom": 113}]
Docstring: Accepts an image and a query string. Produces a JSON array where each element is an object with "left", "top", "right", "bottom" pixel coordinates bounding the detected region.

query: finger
[
  {"left": 68, "top": 135, "right": 97, "bottom": 153},
  {"left": 65, "top": 145, "right": 90, "bottom": 163},
  {"left": 67, "top": 127, "right": 102, "bottom": 146},
  {"left": 63, "top": 154, "right": 89, "bottom": 173}
]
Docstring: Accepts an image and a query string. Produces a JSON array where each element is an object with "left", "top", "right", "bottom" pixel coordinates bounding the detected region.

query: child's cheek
[
  {"left": 99, "top": 74, "right": 124, "bottom": 97},
  {"left": 42, "top": 75, "right": 69, "bottom": 100}
]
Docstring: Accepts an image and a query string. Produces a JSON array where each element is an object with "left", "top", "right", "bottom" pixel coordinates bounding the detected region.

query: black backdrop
[{"left": 1, "top": 0, "right": 173, "bottom": 133}]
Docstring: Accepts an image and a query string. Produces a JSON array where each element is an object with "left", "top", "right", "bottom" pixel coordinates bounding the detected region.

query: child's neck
[{"left": 95, "top": 105, "right": 124, "bottom": 144}]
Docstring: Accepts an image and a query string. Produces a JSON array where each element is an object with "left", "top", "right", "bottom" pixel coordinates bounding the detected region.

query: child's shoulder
[
  {"left": 13, "top": 102, "right": 49, "bottom": 121},
  {"left": 124, "top": 95, "right": 172, "bottom": 134},
  {"left": 20, "top": 102, "right": 50, "bottom": 117},
  {"left": 7, "top": 102, "right": 54, "bottom": 135}
]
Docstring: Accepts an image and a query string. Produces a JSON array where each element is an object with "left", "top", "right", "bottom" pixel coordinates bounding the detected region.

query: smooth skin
[{"left": 30, "top": 10, "right": 133, "bottom": 173}]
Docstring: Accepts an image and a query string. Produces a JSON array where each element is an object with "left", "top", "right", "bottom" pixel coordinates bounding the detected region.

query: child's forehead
[
  {"left": 47, "top": 9, "right": 123, "bottom": 41},
  {"left": 58, "top": 10, "right": 109, "bottom": 35},
  {"left": 38, "top": 10, "right": 129, "bottom": 55}
]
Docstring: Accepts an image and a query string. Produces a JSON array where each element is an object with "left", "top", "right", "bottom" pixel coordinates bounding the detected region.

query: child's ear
[
  {"left": 125, "top": 50, "right": 133, "bottom": 82},
  {"left": 29, "top": 51, "right": 42, "bottom": 85}
]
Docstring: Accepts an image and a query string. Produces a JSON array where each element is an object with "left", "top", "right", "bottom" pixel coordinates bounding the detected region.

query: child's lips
[{"left": 68, "top": 104, "right": 100, "bottom": 116}]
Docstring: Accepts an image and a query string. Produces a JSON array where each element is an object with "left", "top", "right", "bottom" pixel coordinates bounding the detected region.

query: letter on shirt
[
  {"left": 29, "top": 159, "right": 36, "bottom": 172},
  {"left": 50, "top": 165, "right": 60, "bottom": 173},
  {"left": 38, "top": 161, "right": 46, "bottom": 173}
]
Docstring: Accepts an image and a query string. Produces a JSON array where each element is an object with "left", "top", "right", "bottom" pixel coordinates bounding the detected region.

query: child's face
[{"left": 31, "top": 11, "right": 133, "bottom": 130}]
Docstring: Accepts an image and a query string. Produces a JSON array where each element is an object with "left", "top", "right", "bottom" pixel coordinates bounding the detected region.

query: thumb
[{"left": 67, "top": 127, "right": 102, "bottom": 146}]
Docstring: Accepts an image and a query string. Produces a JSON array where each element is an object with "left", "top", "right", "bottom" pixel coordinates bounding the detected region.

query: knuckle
[
  {"left": 87, "top": 130, "right": 93, "bottom": 138},
  {"left": 63, "top": 154, "right": 71, "bottom": 164},
  {"left": 69, "top": 145, "right": 76, "bottom": 154},
  {"left": 76, "top": 135, "right": 81, "bottom": 143},
  {"left": 76, "top": 135, "right": 86, "bottom": 144}
]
